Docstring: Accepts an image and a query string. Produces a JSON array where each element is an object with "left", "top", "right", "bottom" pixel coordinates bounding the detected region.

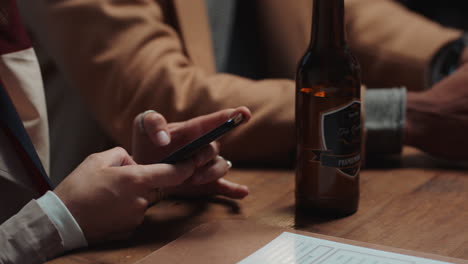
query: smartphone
[{"left": 158, "top": 113, "right": 245, "bottom": 164}]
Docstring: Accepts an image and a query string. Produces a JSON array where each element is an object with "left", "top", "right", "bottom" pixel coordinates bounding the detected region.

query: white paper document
[{"left": 238, "top": 232, "right": 453, "bottom": 264}]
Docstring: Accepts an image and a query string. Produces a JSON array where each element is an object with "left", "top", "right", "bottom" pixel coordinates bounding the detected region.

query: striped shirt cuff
[{"left": 364, "top": 87, "right": 407, "bottom": 156}]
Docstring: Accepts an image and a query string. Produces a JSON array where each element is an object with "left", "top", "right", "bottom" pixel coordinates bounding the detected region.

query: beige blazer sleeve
[
  {"left": 0, "top": 200, "right": 64, "bottom": 264},
  {"left": 346, "top": 0, "right": 462, "bottom": 91},
  {"left": 18, "top": 0, "right": 296, "bottom": 166},
  {"left": 256, "top": 0, "right": 462, "bottom": 92}
]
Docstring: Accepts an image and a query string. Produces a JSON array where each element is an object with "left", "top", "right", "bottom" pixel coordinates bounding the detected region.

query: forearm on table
[
  {"left": 0, "top": 199, "right": 63, "bottom": 264},
  {"left": 0, "top": 191, "right": 88, "bottom": 264}
]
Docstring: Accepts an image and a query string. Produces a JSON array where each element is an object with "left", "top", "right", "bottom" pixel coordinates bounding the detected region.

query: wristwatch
[{"left": 427, "top": 33, "right": 468, "bottom": 87}]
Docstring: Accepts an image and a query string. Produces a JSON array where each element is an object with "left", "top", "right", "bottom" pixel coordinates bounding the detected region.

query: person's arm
[
  {"left": 404, "top": 64, "right": 468, "bottom": 160},
  {"left": 345, "top": 0, "right": 462, "bottom": 91},
  {"left": 364, "top": 64, "right": 468, "bottom": 162},
  {"left": 0, "top": 107, "right": 250, "bottom": 264},
  {"left": 54, "top": 108, "right": 250, "bottom": 244},
  {"left": 0, "top": 199, "right": 64, "bottom": 264},
  {"left": 18, "top": 0, "right": 295, "bottom": 167},
  {"left": 0, "top": 144, "right": 231, "bottom": 258},
  {"left": 0, "top": 190, "right": 89, "bottom": 263}
]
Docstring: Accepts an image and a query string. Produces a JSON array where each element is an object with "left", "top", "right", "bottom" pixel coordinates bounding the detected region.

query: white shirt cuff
[{"left": 36, "top": 191, "right": 88, "bottom": 251}]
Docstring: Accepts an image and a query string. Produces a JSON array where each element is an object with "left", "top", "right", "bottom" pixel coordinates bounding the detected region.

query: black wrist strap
[{"left": 427, "top": 33, "right": 468, "bottom": 87}]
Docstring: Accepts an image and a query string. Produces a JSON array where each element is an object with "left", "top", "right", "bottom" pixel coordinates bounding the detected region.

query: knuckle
[
  {"left": 135, "top": 197, "right": 149, "bottom": 211},
  {"left": 160, "top": 164, "right": 187, "bottom": 186},
  {"left": 161, "top": 162, "right": 195, "bottom": 187},
  {"left": 209, "top": 166, "right": 223, "bottom": 179},
  {"left": 86, "top": 153, "right": 104, "bottom": 164},
  {"left": 113, "top": 146, "right": 128, "bottom": 156},
  {"left": 137, "top": 166, "right": 152, "bottom": 185},
  {"left": 125, "top": 171, "right": 146, "bottom": 186},
  {"left": 116, "top": 169, "right": 142, "bottom": 186}
]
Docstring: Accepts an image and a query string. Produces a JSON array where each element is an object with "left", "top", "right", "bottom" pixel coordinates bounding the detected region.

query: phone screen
[{"left": 158, "top": 113, "right": 244, "bottom": 164}]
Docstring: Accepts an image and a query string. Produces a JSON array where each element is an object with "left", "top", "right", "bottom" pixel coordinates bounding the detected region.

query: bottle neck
[{"left": 310, "top": 0, "right": 345, "bottom": 51}]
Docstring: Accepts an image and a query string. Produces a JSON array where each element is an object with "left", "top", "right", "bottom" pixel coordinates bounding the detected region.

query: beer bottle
[{"left": 295, "top": 0, "right": 361, "bottom": 217}]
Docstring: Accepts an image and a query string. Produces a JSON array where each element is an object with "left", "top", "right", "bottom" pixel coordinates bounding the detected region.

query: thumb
[
  {"left": 132, "top": 111, "right": 171, "bottom": 163},
  {"left": 133, "top": 111, "right": 171, "bottom": 146}
]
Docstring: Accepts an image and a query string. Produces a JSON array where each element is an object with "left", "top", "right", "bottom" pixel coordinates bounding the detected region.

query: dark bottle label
[{"left": 313, "top": 101, "right": 361, "bottom": 176}]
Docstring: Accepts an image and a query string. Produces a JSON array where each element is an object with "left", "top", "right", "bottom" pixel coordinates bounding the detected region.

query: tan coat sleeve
[
  {"left": 0, "top": 200, "right": 64, "bottom": 264},
  {"left": 345, "top": 0, "right": 462, "bottom": 91},
  {"left": 19, "top": 0, "right": 295, "bottom": 166},
  {"left": 255, "top": 0, "right": 462, "bottom": 91}
]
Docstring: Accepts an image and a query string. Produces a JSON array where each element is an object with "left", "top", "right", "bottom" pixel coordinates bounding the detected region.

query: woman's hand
[
  {"left": 54, "top": 107, "right": 251, "bottom": 244},
  {"left": 131, "top": 107, "right": 251, "bottom": 199}
]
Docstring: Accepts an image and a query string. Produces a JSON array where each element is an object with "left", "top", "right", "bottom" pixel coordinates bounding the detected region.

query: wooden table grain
[{"left": 47, "top": 147, "right": 468, "bottom": 264}]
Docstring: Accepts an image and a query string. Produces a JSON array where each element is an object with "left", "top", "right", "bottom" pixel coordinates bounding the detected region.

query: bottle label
[{"left": 313, "top": 101, "right": 361, "bottom": 176}]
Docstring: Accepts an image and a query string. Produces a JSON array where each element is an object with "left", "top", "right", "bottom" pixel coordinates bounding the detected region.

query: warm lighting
[
  {"left": 300, "top": 87, "right": 313, "bottom": 93},
  {"left": 313, "top": 91, "right": 326, "bottom": 97}
]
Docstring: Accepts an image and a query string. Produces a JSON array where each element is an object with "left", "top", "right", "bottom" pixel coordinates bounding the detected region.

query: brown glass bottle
[{"left": 295, "top": 0, "right": 361, "bottom": 217}]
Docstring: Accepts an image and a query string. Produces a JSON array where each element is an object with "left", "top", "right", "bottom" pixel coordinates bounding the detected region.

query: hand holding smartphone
[{"left": 158, "top": 113, "right": 245, "bottom": 164}]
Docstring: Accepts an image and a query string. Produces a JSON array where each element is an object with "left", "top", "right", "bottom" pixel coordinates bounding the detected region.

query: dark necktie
[{"left": 0, "top": 82, "right": 52, "bottom": 195}]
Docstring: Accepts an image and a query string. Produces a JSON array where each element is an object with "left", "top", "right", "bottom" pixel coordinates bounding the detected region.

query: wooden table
[{"left": 48, "top": 147, "right": 468, "bottom": 264}]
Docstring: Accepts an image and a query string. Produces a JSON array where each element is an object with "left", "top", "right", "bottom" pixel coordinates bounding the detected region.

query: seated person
[
  {"left": 18, "top": 0, "right": 468, "bottom": 180},
  {"left": 0, "top": 3, "right": 250, "bottom": 263}
]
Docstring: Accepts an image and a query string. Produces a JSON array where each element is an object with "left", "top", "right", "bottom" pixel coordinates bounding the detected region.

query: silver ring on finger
[{"left": 138, "top": 110, "right": 158, "bottom": 133}]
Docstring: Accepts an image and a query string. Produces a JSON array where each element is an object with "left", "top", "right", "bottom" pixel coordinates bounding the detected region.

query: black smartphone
[{"left": 158, "top": 113, "right": 245, "bottom": 164}]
